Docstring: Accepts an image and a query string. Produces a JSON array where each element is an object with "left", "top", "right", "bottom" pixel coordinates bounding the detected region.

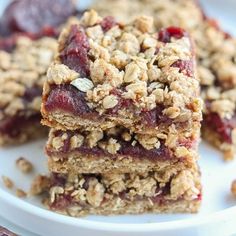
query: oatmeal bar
[
  {"left": 45, "top": 168, "right": 201, "bottom": 216},
  {"left": 46, "top": 128, "right": 199, "bottom": 174},
  {"left": 41, "top": 10, "right": 202, "bottom": 135},
  {"left": 0, "top": 0, "right": 78, "bottom": 145},
  {"left": 92, "top": 0, "right": 236, "bottom": 159},
  {"left": 0, "top": 36, "right": 57, "bottom": 145}
]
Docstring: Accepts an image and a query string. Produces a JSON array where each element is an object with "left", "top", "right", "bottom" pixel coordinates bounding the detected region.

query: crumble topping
[
  {"left": 0, "top": 36, "right": 57, "bottom": 119},
  {"left": 48, "top": 125, "right": 196, "bottom": 154},
  {"left": 86, "top": 178, "right": 105, "bottom": 207},
  {"left": 92, "top": 0, "right": 236, "bottom": 157},
  {"left": 170, "top": 170, "right": 199, "bottom": 200},
  {"left": 47, "top": 64, "right": 79, "bottom": 85},
  {"left": 44, "top": 10, "right": 200, "bottom": 123},
  {"left": 98, "top": 137, "right": 121, "bottom": 155},
  {"left": 48, "top": 169, "right": 200, "bottom": 209},
  {"left": 135, "top": 134, "right": 160, "bottom": 150},
  {"left": 30, "top": 175, "right": 51, "bottom": 195}
]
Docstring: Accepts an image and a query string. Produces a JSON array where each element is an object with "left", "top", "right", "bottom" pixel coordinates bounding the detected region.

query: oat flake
[{"left": 70, "top": 78, "right": 94, "bottom": 92}]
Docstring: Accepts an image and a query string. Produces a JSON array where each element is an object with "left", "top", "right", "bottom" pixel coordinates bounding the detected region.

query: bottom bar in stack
[{"left": 45, "top": 167, "right": 201, "bottom": 216}]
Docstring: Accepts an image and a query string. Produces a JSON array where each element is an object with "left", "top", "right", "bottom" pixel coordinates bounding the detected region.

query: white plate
[{"left": 1, "top": 1, "right": 236, "bottom": 235}]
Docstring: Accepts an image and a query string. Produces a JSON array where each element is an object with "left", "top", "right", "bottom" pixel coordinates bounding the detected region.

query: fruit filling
[
  {"left": 47, "top": 129, "right": 196, "bottom": 161},
  {"left": 158, "top": 27, "right": 187, "bottom": 43},
  {"left": 0, "top": 114, "right": 41, "bottom": 138},
  {"left": 203, "top": 112, "right": 236, "bottom": 144},
  {"left": 44, "top": 84, "right": 178, "bottom": 127},
  {"left": 60, "top": 25, "right": 90, "bottom": 77},
  {"left": 0, "top": 86, "right": 42, "bottom": 137}
]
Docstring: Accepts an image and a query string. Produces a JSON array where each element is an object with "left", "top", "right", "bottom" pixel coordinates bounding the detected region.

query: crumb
[
  {"left": 16, "top": 188, "right": 27, "bottom": 198},
  {"left": 16, "top": 157, "right": 33, "bottom": 173},
  {"left": 231, "top": 180, "right": 236, "bottom": 197},
  {"left": 30, "top": 175, "right": 50, "bottom": 195},
  {"left": 223, "top": 150, "right": 234, "bottom": 161},
  {"left": 2, "top": 176, "right": 14, "bottom": 189},
  {"left": 42, "top": 197, "right": 50, "bottom": 206}
]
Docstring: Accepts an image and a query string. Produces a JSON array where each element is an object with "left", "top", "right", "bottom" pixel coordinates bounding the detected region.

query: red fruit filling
[
  {"left": 23, "top": 86, "right": 42, "bottom": 102},
  {"left": 100, "top": 16, "right": 118, "bottom": 32},
  {"left": 60, "top": 25, "right": 90, "bottom": 77},
  {"left": 158, "top": 27, "right": 187, "bottom": 43},
  {"left": 45, "top": 83, "right": 174, "bottom": 128},
  {"left": 203, "top": 112, "right": 236, "bottom": 144},
  {"left": 0, "top": 114, "right": 41, "bottom": 138},
  {"left": 45, "top": 84, "right": 189, "bottom": 131},
  {"left": 46, "top": 129, "right": 197, "bottom": 162},
  {"left": 0, "top": 86, "right": 43, "bottom": 137},
  {"left": 47, "top": 135, "right": 173, "bottom": 161},
  {"left": 0, "top": 0, "right": 76, "bottom": 36},
  {"left": 45, "top": 85, "right": 93, "bottom": 117},
  {"left": 171, "top": 59, "right": 193, "bottom": 77}
]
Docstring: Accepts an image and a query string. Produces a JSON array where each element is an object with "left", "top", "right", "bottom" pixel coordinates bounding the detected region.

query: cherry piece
[
  {"left": 158, "top": 27, "right": 187, "bottom": 43},
  {"left": 45, "top": 85, "right": 91, "bottom": 115},
  {"left": 171, "top": 59, "right": 193, "bottom": 77},
  {"left": 100, "top": 16, "right": 117, "bottom": 32},
  {"left": 60, "top": 25, "right": 90, "bottom": 77}
]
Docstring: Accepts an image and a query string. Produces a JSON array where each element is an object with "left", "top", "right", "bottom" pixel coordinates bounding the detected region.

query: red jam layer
[
  {"left": 60, "top": 25, "right": 90, "bottom": 77},
  {"left": 0, "top": 114, "right": 41, "bottom": 138},
  {"left": 0, "top": 86, "right": 43, "bottom": 137},
  {"left": 203, "top": 112, "right": 236, "bottom": 144},
  {"left": 48, "top": 138, "right": 172, "bottom": 161},
  {"left": 45, "top": 84, "right": 182, "bottom": 128},
  {"left": 47, "top": 130, "right": 195, "bottom": 161},
  {"left": 45, "top": 84, "right": 95, "bottom": 118}
]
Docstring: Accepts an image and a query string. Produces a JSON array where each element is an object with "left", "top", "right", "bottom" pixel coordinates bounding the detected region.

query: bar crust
[{"left": 41, "top": 10, "right": 202, "bottom": 136}]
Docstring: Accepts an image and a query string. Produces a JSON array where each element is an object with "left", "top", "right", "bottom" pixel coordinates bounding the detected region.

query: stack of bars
[{"left": 41, "top": 10, "right": 202, "bottom": 216}]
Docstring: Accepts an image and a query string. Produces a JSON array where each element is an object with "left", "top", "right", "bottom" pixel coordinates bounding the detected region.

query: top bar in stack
[
  {"left": 92, "top": 0, "right": 236, "bottom": 160},
  {"left": 41, "top": 10, "right": 202, "bottom": 136}
]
